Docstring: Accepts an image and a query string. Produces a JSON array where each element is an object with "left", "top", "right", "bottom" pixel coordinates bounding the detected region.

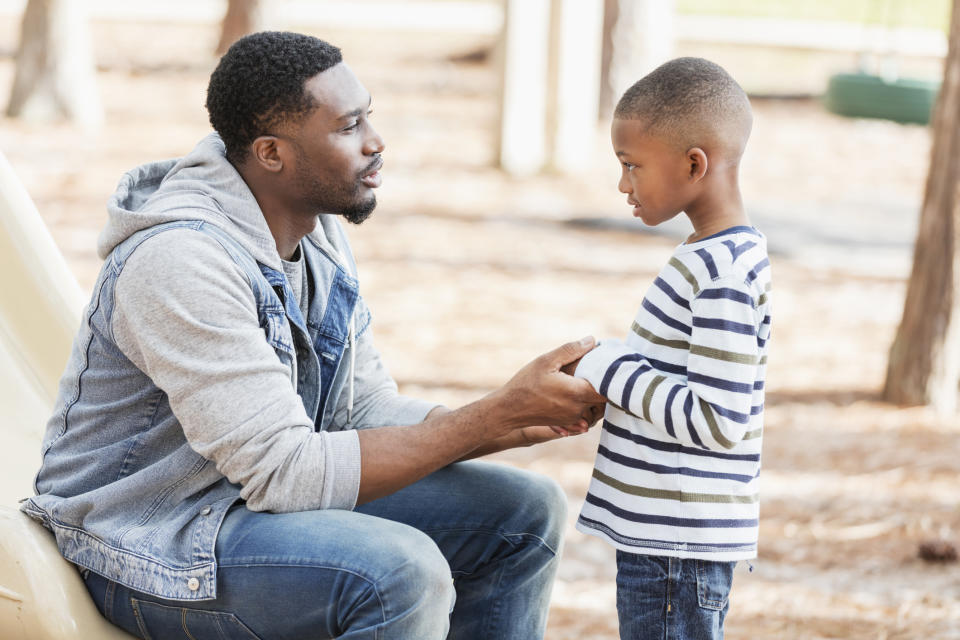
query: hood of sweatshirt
[{"left": 98, "top": 133, "right": 350, "bottom": 273}]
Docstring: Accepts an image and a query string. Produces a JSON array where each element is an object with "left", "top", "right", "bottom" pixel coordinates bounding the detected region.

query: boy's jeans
[
  {"left": 616, "top": 550, "right": 736, "bottom": 640},
  {"left": 82, "top": 461, "right": 566, "bottom": 639}
]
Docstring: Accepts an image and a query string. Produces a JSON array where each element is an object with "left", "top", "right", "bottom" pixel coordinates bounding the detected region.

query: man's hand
[{"left": 489, "top": 336, "right": 607, "bottom": 436}]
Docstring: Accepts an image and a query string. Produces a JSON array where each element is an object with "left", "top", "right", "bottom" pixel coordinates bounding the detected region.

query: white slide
[{"left": 0, "top": 151, "right": 134, "bottom": 639}]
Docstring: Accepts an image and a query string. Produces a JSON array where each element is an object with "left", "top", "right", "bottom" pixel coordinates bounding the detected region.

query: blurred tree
[
  {"left": 883, "top": 0, "right": 960, "bottom": 413},
  {"left": 599, "top": 0, "right": 674, "bottom": 117},
  {"left": 216, "top": 0, "right": 263, "bottom": 55},
  {"left": 6, "top": 0, "right": 101, "bottom": 127}
]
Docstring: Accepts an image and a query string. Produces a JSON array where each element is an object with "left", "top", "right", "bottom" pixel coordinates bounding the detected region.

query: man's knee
[
  {"left": 520, "top": 472, "right": 568, "bottom": 550},
  {"left": 373, "top": 526, "right": 456, "bottom": 616}
]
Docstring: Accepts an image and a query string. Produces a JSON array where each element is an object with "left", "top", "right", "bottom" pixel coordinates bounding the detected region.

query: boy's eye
[{"left": 622, "top": 162, "right": 636, "bottom": 171}]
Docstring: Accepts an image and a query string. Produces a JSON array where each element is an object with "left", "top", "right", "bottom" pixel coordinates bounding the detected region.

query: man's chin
[{"left": 342, "top": 196, "right": 377, "bottom": 225}]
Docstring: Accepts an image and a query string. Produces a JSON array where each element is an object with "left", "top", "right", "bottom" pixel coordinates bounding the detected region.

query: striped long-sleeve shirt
[{"left": 574, "top": 226, "right": 772, "bottom": 560}]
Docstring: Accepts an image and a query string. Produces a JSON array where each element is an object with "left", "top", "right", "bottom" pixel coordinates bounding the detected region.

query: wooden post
[
  {"left": 6, "top": 0, "right": 102, "bottom": 127},
  {"left": 883, "top": 0, "right": 960, "bottom": 413}
]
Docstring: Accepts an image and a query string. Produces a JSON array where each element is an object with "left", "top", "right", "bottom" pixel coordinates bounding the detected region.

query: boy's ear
[{"left": 686, "top": 147, "right": 708, "bottom": 182}]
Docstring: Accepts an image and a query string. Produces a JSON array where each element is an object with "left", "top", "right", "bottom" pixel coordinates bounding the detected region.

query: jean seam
[
  {"left": 424, "top": 526, "right": 562, "bottom": 557},
  {"left": 103, "top": 579, "right": 116, "bottom": 625}
]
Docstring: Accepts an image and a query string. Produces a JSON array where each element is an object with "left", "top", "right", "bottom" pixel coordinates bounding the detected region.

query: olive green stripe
[
  {"left": 631, "top": 322, "right": 690, "bottom": 350},
  {"left": 699, "top": 398, "right": 736, "bottom": 450},
  {"left": 743, "top": 428, "right": 762, "bottom": 440},
  {"left": 593, "top": 469, "right": 758, "bottom": 504},
  {"left": 642, "top": 375, "right": 668, "bottom": 422},
  {"left": 669, "top": 257, "right": 700, "bottom": 295},
  {"left": 759, "top": 355, "right": 767, "bottom": 365},
  {"left": 689, "top": 344, "right": 759, "bottom": 365},
  {"left": 758, "top": 282, "right": 772, "bottom": 306}
]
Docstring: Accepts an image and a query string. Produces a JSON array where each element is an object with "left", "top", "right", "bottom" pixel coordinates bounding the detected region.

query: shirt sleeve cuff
[
  {"left": 573, "top": 339, "right": 637, "bottom": 395},
  {"left": 320, "top": 429, "right": 362, "bottom": 510}
]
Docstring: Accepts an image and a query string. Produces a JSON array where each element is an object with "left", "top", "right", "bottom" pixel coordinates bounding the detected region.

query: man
[{"left": 22, "top": 31, "right": 604, "bottom": 639}]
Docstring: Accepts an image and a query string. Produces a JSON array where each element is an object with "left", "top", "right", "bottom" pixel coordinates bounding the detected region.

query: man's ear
[
  {"left": 250, "top": 136, "right": 285, "bottom": 173},
  {"left": 687, "top": 147, "right": 708, "bottom": 182}
]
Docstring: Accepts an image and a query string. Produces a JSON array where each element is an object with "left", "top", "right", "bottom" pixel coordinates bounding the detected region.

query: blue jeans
[
  {"left": 82, "top": 461, "right": 566, "bottom": 639},
  {"left": 616, "top": 551, "right": 736, "bottom": 640}
]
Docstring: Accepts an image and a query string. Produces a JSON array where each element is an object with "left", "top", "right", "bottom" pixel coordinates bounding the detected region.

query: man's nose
[{"left": 364, "top": 126, "right": 385, "bottom": 155}]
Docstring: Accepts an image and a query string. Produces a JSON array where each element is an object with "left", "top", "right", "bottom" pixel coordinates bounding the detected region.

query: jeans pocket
[
  {"left": 131, "top": 598, "right": 263, "bottom": 640},
  {"left": 695, "top": 560, "right": 735, "bottom": 611}
]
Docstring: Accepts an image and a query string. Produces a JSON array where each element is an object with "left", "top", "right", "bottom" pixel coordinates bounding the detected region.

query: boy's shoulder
[{"left": 666, "top": 226, "right": 770, "bottom": 297}]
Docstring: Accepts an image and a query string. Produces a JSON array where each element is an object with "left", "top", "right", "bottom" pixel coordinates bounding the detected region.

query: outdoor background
[{"left": 1, "top": 0, "right": 958, "bottom": 638}]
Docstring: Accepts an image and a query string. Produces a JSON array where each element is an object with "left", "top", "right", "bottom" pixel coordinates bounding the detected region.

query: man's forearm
[
  {"left": 354, "top": 336, "right": 605, "bottom": 504},
  {"left": 355, "top": 393, "right": 513, "bottom": 504}
]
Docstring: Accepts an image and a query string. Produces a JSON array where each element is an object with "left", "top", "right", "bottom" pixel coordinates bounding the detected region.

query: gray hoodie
[{"left": 97, "top": 133, "right": 438, "bottom": 513}]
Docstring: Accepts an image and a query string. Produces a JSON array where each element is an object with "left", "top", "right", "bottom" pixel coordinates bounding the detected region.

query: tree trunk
[
  {"left": 883, "top": 0, "right": 960, "bottom": 413},
  {"left": 216, "top": 0, "right": 263, "bottom": 55},
  {"left": 599, "top": 0, "right": 674, "bottom": 118},
  {"left": 6, "top": 0, "right": 101, "bottom": 127}
]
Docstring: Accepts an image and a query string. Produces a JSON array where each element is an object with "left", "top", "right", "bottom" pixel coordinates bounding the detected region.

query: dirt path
[{"left": 1, "top": 17, "right": 957, "bottom": 639}]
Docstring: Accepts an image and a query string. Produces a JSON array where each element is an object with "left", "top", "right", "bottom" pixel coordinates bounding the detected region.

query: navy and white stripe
[{"left": 575, "top": 227, "right": 772, "bottom": 561}]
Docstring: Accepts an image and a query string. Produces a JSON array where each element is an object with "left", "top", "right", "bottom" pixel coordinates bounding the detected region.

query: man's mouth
[{"left": 360, "top": 158, "right": 383, "bottom": 188}]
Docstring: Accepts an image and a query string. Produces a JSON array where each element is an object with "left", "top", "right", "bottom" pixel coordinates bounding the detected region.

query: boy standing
[{"left": 571, "top": 58, "right": 771, "bottom": 638}]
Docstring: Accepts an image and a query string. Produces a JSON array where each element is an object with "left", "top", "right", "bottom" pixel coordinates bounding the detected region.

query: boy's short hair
[{"left": 615, "top": 57, "right": 752, "bottom": 157}]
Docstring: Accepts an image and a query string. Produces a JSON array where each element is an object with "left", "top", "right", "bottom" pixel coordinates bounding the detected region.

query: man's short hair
[
  {"left": 206, "top": 31, "right": 343, "bottom": 165},
  {"left": 615, "top": 57, "right": 751, "bottom": 156}
]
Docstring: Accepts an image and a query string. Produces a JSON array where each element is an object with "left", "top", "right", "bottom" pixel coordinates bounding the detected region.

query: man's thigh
[
  {"left": 355, "top": 460, "right": 568, "bottom": 575},
  {"left": 85, "top": 506, "right": 454, "bottom": 639}
]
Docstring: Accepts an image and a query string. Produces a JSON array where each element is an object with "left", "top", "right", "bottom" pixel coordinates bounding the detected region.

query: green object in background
[{"left": 823, "top": 73, "right": 940, "bottom": 125}]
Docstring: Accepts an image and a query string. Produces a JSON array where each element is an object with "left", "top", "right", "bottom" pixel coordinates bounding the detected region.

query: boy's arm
[{"left": 575, "top": 275, "right": 763, "bottom": 451}]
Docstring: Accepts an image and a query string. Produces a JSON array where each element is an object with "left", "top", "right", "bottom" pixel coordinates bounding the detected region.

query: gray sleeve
[
  {"left": 329, "top": 297, "right": 442, "bottom": 430},
  {"left": 112, "top": 229, "right": 361, "bottom": 512}
]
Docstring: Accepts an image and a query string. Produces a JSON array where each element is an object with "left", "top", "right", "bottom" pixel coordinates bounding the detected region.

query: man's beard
[
  {"left": 340, "top": 193, "right": 376, "bottom": 225},
  {"left": 294, "top": 150, "right": 378, "bottom": 225}
]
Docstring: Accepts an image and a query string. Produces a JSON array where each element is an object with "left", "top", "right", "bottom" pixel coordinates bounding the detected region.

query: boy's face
[{"left": 611, "top": 117, "right": 694, "bottom": 227}]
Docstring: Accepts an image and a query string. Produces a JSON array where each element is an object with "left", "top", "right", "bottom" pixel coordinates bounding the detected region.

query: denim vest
[{"left": 23, "top": 219, "right": 370, "bottom": 601}]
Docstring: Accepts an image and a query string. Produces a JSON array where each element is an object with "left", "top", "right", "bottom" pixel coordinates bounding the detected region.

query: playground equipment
[
  {"left": 823, "top": 0, "right": 941, "bottom": 124},
  {"left": 0, "top": 151, "right": 134, "bottom": 639}
]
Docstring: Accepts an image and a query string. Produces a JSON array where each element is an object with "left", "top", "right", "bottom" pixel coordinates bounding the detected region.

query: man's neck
[
  {"left": 238, "top": 163, "right": 317, "bottom": 261},
  {"left": 261, "top": 207, "right": 317, "bottom": 260}
]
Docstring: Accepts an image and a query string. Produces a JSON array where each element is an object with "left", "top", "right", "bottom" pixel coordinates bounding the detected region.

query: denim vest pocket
[
  {"left": 695, "top": 559, "right": 735, "bottom": 610},
  {"left": 131, "top": 598, "right": 263, "bottom": 640},
  {"left": 260, "top": 303, "right": 295, "bottom": 359}
]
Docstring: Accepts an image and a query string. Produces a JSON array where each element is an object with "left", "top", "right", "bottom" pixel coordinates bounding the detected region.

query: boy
[{"left": 571, "top": 58, "right": 771, "bottom": 638}]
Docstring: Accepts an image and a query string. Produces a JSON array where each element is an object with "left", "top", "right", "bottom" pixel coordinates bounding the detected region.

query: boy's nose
[{"left": 617, "top": 173, "right": 632, "bottom": 194}]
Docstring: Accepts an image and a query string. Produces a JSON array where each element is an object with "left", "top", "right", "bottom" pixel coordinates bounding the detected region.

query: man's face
[
  {"left": 611, "top": 117, "right": 692, "bottom": 228},
  {"left": 285, "top": 63, "right": 384, "bottom": 224}
]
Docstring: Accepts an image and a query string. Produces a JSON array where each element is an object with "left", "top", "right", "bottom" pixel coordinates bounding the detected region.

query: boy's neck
[{"left": 683, "top": 171, "right": 749, "bottom": 243}]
